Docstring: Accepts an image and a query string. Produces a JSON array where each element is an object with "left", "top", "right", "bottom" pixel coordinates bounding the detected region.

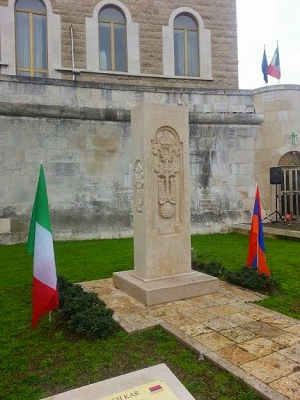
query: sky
[{"left": 236, "top": 0, "right": 300, "bottom": 89}]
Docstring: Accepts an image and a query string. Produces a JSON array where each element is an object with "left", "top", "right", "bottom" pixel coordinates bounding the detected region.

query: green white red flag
[
  {"left": 267, "top": 44, "right": 281, "bottom": 80},
  {"left": 27, "top": 164, "right": 58, "bottom": 327}
]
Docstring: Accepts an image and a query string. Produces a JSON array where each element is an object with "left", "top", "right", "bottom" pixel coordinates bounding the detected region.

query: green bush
[
  {"left": 192, "top": 250, "right": 225, "bottom": 277},
  {"left": 57, "top": 276, "right": 119, "bottom": 338},
  {"left": 192, "top": 251, "right": 281, "bottom": 294},
  {"left": 223, "top": 266, "right": 281, "bottom": 294}
]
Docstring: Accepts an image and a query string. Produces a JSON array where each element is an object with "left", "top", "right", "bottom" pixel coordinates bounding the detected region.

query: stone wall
[
  {"left": 253, "top": 85, "right": 300, "bottom": 215},
  {"left": 0, "top": 0, "right": 238, "bottom": 89},
  {"left": 0, "top": 76, "right": 261, "bottom": 243}
]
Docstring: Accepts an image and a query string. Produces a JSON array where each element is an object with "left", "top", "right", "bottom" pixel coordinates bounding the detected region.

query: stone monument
[{"left": 113, "top": 103, "right": 218, "bottom": 305}]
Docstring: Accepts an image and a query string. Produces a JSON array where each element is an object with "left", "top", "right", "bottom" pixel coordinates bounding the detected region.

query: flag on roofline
[
  {"left": 27, "top": 163, "right": 59, "bottom": 327},
  {"left": 261, "top": 47, "right": 268, "bottom": 84},
  {"left": 267, "top": 43, "right": 281, "bottom": 80},
  {"left": 246, "top": 185, "right": 271, "bottom": 276}
]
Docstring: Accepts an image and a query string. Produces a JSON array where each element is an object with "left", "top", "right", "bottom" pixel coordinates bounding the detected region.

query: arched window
[
  {"left": 174, "top": 13, "right": 199, "bottom": 77},
  {"left": 15, "top": 0, "right": 47, "bottom": 77},
  {"left": 99, "top": 6, "right": 126, "bottom": 72}
]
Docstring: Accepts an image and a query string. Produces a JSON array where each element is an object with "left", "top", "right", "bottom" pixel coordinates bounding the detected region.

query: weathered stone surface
[
  {"left": 203, "top": 318, "right": 233, "bottom": 332},
  {"left": 220, "top": 312, "right": 256, "bottom": 327},
  {"left": 0, "top": 78, "right": 260, "bottom": 243},
  {"left": 279, "top": 344, "right": 300, "bottom": 364},
  {"left": 272, "top": 333, "right": 300, "bottom": 347},
  {"left": 194, "top": 332, "right": 235, "bottom": 351},
  {"left": 206, "top": 305, "right": 240, "bottom": 317},
  {"left": 244, "top": 321, "right": 287, "bottom": 339},
  {"left": 0, "top": 218, "right": 10, "bottom": 233},
  {"left": 217, "top": 346, "right": 256, "bottom": 365},
  {"left": 220, "top": 327, "right": 257, "bottom": 344},
  {"left": 241, "top": 352, "right": 299, "bottom": 383},
  {"left": 178, "top": 323, "right": 212, "bottom": 337},
  {"left": 2, "top": 77, "right": 300, "bottom": 243},
  {"left": 239, "top": 337, "right": 281, "bottom": 358},
  {"left": 269, "top": 376, "right": 300, "bottom": 400},
  {"left": 253, "top": 86, "right": 300, "bottom": 219}
]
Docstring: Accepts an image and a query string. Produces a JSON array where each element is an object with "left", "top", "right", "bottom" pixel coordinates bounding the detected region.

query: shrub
[
  {"left": 57, "top": 276, "right": 119, "bottom": 338},
  {"left": 192, "top": 251, "right": 281, "bottom": 294},
  {"left": 192, "top": 250, "right": 225, "bottom": 277},
  {"left": 223, "top": 266, "right": 281, "bottom": 294}
]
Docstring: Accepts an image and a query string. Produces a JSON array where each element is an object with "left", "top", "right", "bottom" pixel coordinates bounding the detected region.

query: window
[
  {"left": 99, "top": 6, "right": 126, "bottom": 72},
  {"left": 15, "top": 0, "right": 47, "bottom": 77},
  {"left": 279, "top": 152, "right": 300, "bottom": 219},
  {"left": 174, "top": 13, "right": 199, "bottom": 76}
]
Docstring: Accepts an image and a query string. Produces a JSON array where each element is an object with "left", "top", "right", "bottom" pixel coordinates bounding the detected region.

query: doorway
[
  {"left": 279, "top": 151, "right": 300, "bottom": 220},
  {"left": 281, "top": 168, "right": 300, "bottom": 219}
]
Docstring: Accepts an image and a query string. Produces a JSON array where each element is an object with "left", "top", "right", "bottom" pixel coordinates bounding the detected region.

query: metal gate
[{"left": 281, "top": 167, "right": 300, "bottom": 219}]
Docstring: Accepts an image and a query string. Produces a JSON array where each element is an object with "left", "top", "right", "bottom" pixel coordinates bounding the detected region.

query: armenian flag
[
  {"left": 246, "top": 186, "right": 270, "bottom": 276},
  {"left": 149, "top": 384, "right": 163, "bottom": 393}
]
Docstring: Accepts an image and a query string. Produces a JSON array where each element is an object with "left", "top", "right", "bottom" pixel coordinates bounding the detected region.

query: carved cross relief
[{"left": 152, "top": 127, "right": 183, "bottom": 234}]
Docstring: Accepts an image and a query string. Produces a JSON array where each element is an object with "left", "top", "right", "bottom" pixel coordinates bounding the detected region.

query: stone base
[{"left": 113, "top": 270, "right": 219, "bottom": 305}]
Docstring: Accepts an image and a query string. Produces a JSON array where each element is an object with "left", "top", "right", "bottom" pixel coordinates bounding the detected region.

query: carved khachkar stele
[
  {"left": 152, "top": 127, "right": 183, "bottom": 233},
  {"left": 134, "top": 160, "right": 144, "bottom": 213}
]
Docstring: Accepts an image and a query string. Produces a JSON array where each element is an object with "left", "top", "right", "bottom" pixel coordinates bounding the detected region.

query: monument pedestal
[
  {"left": 113, "top": 270, "right": 218, "bottom": 306},
  {"left": 113, "top": 102, "right": 218, "bottom": 305}
]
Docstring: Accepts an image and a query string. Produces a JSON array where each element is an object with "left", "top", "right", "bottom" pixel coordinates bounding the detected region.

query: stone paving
[{"left": 81, "top": 279, "right": 300, "bottom": 400}]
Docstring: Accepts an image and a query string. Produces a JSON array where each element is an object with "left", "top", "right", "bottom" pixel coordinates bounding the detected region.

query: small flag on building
[
  {"left": 246, "top": 186, "right": 271, "bottom": 276},
  {"left": 261, "top": 47, "right": 268, "bottom": 84},
  {"left": 27, "top": 163, "right": 59, "bottom": 327},
  {"left": 267, "top": 43, "right": 281, "bottom": 80}
]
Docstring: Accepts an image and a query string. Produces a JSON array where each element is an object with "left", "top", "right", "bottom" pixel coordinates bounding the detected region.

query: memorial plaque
[
  {"left": 43, "top": 364, "right": 195, "bottom": 400},
  {"left": 99, "top": 379, "right": 179, "bottom": 400}
]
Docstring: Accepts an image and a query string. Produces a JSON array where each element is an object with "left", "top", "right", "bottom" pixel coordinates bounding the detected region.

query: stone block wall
[
  {"left": 0, "top": 0, "right": 238, "bottom": 89},
  {"left": 0, "top": 76, "right": 260, "bottom": 243},
  {"left": 253, "top": 85, "right": 300, "bottom": 215}
]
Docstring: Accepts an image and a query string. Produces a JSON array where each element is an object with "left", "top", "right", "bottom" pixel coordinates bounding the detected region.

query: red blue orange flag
[{"left": 246, "top": 186, "right": 270, "bottom": 276}]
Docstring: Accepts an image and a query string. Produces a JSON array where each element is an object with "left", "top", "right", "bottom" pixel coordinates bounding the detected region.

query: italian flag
[
  {"left": 267, "top": 45, "right": 281, "bottom": 80},
  {"left": 27, "top": 164, "right": 58, "bottom": 327}
]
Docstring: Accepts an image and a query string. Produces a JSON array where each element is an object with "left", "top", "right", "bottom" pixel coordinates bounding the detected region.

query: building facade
[
  {"left": 0, "top": 0, "right": 299, "bottom": 244},
  {"left": 0, "top": 0, "right": 238, "bottom": 87}
]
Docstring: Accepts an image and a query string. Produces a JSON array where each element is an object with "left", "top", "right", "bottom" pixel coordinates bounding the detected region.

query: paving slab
[
  {"left": 239, "top": 337, "right": 281, "bottom": 358},
  {"left": 270, "top": 376, "right": 300, "bottom": 400},
  {"left": 241, "top": 353, "right": 299, "bottom": 383},
  {"left": 81, "top": 279, "right": 300, "bottom": 400},
  {"left": 279, "top": 344, "right": 300, "bottom": 363},
  {"left": 244, "top": 321, "right": 287, "bottom": 339}
]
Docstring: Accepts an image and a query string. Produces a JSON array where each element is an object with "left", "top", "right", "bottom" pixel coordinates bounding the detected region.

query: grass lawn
[{"left": 1, "top": 232, "right": 299, "bottom": 399}]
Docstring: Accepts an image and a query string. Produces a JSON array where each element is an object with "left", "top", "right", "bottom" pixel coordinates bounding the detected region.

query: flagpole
[
  {"left": 255, "top": 183, "right": 258, "bottom": 270},
  {"left": 264, "top": 45, "right": 267, "bottom": 86},
  {"left": 277, "top": 40, "right": 280, "bottom": 85}
]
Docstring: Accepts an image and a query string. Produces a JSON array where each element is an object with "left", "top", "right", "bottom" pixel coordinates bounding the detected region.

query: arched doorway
[{"left": 279, "top": 151, "right": 300, "bottom": 219}]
